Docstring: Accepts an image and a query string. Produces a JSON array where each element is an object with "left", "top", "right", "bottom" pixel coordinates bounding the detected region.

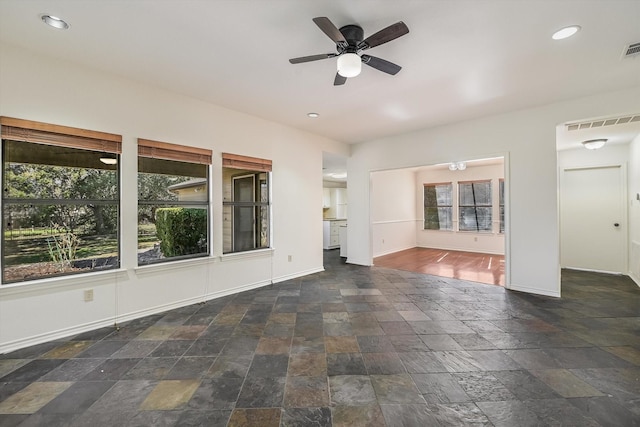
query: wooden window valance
[
  {"left": 0, "top": 116, "right": 122, "bottom": 153},
  {"left": 222, "top": 153, "right": 272, "bottom": 172},
  {"left": 138, "top": 138, "right": 212, "bottom": 165}
]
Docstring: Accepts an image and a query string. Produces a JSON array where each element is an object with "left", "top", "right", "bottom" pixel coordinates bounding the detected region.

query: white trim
[
  {"left": 134, "top": 256, "right": 216, "bottom": 277},
  {"left": 0, "top": 317, "right": 115, "bottom": 355},
  {"left": 0, "top": 269, "right": 128, "bottom": 298},
  {"left": 115, "top": 294, "right": 206, "bottom": 324},
  {"left": 509, "top": 284, "right": 560, "bottom": 298},
  {"left": 273, "top": 267, "right": 324, "bottom": 284},
  {"left": 563, "top": 266, "right": 624, "bottom": 276},
  {"left": 220, "top": 247, "right": 274, "bottom": 262},
  {"left": 629, "top": 272, "right": 640, "bottom": 288},
  {"left": 371, "top": 219, "right": 417, "bottom": 225},
  {"left": 416, "top": 244, "right": 504, "bottom": 256},
  {"left": 373, "top": 245, "right": 417, "bottom": 259}
]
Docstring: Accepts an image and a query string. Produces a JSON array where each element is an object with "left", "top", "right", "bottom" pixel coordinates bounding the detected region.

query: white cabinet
[
  {"left": 323, "top": 187, "right": 348, "bottom": 219},
  {"left": 323, "top": 220, "right": 347, "bottom": 249},
  {"left": 322, "top": 188, "right": 332, "bottom": 208}
]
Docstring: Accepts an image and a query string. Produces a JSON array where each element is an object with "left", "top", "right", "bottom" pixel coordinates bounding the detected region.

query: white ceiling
[{"left": 1, "top": 0, "right": 639, "bottom": 150}]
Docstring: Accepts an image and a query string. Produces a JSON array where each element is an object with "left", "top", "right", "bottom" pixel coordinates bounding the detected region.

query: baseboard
[
  {"left": 373, "top": 245, "right": 416, "bottom": 259},
  {"left": 114, "top": 295, "right": 207, "bottom": 325},
  {"left": 629, "top": 272, "right": 640, "bottom": 288},
  {"left": 273, "top": 267, "right": 324, "bottom": 284},
  {"left": 0, "top": 317, "right": 115, "bottom": 355},
  {"left": 417, "top": 244, "right": 504, "bottom": 256},
  {"left": 508, "top": 283, "right": 560, "bottom": 298},
  {"left": 0, "top": 266, "right": 326, "bottom": 355}
]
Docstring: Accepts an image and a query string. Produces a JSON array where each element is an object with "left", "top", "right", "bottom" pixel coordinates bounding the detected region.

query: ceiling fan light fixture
[
  {"left": 582, "top": 139, "right": 607, "bottom": 150},
  {"left": 337, "top": 53, "right": 361, "bottom": 78}
]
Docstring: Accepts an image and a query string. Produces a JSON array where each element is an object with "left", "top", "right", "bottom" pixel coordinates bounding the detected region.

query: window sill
[
  {"left": 221, "top": 248, "right": 274, "bottom": 262},
  {"left": 0, "top": 268, "right": 128, "bottom": 297},
  {"left": 135, "top": 256, "right": 217, "bottom": 277}
]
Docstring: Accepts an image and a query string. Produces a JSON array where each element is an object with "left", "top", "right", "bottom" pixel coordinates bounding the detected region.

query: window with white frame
[
  {"left": 222, "top": 153, "right": 271, "bottom": 253},
  {"left": 423, "top": 183, "right": 453, "bottom": 230},
  {"left": 459, "top": 180, "right": 492, "bottom": 232},
  {"left": 1, "top": 117, "right": 121, "bottom": 284},
  {"left": 137, "top": 139, "right": 211, "bottom": 265}
]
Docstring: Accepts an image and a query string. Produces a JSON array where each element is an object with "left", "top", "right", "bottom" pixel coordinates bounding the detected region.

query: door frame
[{"left": 559, "top": 162, "right": 628, "bottom": 275}]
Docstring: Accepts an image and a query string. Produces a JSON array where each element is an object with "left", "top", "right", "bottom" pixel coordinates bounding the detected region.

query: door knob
[{"left": 614, "top": 223, "right": 620, "bottom": 227}]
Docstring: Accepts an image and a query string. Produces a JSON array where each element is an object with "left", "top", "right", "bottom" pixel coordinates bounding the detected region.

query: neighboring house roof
[{"left": 167, "top": 178, "right": 207, "bottom": 192}]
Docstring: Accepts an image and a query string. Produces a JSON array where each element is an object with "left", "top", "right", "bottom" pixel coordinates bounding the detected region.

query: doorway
[{"left": 560, "top": 165, "right": 627, "bottom": 274}]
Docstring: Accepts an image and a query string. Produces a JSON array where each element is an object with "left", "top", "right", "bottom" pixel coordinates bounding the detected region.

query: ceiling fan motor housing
[{"left": 339, "top": 25, "right": 364, "bottom": 53}]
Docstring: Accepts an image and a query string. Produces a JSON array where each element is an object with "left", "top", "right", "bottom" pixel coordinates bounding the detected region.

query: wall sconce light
[
  {"left": 449, "top": 162, "right": 467, "bottom": 171},
  {"left": 581, "top": 139, "right": 607, "bottom": 150}
]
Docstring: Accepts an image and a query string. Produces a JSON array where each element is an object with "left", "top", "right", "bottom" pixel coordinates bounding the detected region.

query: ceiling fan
[{"left": 289, "top": 17, "right": 409, "bottom": 86}]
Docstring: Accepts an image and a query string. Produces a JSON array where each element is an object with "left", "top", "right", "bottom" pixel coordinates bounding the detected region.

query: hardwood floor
[{"left": 374, "top": 247, "right": 505, "bottom": 286}]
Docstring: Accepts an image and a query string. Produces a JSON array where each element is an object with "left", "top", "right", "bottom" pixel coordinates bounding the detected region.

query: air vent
[
  {"left": 566, "top": 114, "right": 640, "bottom": 131},
  {"left": 624, "top": 42, "right": 640, "bottom": 57}
]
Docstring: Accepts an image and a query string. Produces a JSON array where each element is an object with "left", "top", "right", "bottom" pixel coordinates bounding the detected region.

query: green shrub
[{"left": 155, "top": 208, "right": 207, "bottom": 257}]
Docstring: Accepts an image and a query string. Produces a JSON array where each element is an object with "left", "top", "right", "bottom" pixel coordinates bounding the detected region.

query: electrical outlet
[
  {"left": 84, "top": 289, "right": 94, "bottom": 302},
  {"left": 288, "top": 255, "right": 292, "bottom": 262},
  {"left": 474, "top": 237, "right": 478, "bottom": 242}
]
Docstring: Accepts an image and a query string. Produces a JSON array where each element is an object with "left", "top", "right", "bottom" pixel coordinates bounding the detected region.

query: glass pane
[
  {"left": 424, "top": 207, "right": 453, "bottom": 230},
  {"left": 233, "top": 175, "right": 255, "bottom": 202},
  {"left": 233, "top": 206, "right": 255, "bottom": 252},
  {"left": 138, "top": 205, "right": 208, "bottom": 265},
  {"left": 436, "top": 184, "right": 453, "bottom": 205},
  {"left": 459, "top": 207, "right": 492, "bottom": 232},
  {"left": 257, "top": 205, "right": 270, "bottom": 248},
  {"left": 4, "top": 163, "right": 117, "bottom": 200},
  {"left": 3, "top": 203, "right": 119, "bottom": 283},
  {"left": 460, "top": 182, "right": 491, "bottom": 206}
]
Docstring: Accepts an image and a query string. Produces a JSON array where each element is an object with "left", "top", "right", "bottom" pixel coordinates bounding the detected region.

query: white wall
[
  {"left": 628, "top": 135, "right": 640, "bottom": 285},
  {"left": 347, "top": 86, "right": 640, "bottom": 298},
  {"left": 371, "top": 168, "right": 417, "bottom": 257},
  {"left": 0, "top": 43, "right": 348, "bottom": 352},
  {"left": 415, "top": 163, "right": 505, "bottom": 255}
]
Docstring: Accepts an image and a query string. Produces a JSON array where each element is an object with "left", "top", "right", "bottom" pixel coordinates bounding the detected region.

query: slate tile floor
[{"left": 1, "top": 250, "right": 639, "bottom": 426}]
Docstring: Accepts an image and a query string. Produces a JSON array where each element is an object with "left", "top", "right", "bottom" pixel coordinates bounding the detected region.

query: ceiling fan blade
[
  {"left": 289, "top": 53, "right": 337, "bottom": 64},
  {"left": 361, "top": 21, "right": 409, "bottom": 49},
  {"left": 334, "top": 73, "right": 347, "bottom": 86},
  {"left": 361, "top": 55, "right": 402, "bottom": 75},
  {"left": 313, "top": 17, "right": 347, "bottom": 44}
]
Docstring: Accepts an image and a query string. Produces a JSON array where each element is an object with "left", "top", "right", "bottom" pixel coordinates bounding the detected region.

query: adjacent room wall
[
  {"left": 0, "top": 43, "right": 348, "bottom": 352},
  {"left": 347, "top": 86, "right": 640, "bottom": 297},
  {"left": 415, "top": 163, "right": 505, "bottom": 255},
  {"left": 629, "top": 134, "right": 640, "bottom": 285},
  {"left": 370, "top": 168, "right": 417, "bottom": 257}
]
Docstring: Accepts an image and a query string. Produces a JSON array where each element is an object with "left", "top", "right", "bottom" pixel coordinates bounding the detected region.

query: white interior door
[{"left": 560, "top": 165, "right": 626, "bottom": 273}]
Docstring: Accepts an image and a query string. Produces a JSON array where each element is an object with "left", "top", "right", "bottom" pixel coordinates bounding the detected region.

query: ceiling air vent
[
  {"left": 566, "top": 114, "right": 640, "bottom": 131},
  {"left": 624, "top": 42, "right": 640, "bottom": 57}
]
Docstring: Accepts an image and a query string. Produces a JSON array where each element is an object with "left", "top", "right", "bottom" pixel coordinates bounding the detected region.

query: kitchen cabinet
[{"left": 323, "top": 219, "right": 347, "bottom": 249}]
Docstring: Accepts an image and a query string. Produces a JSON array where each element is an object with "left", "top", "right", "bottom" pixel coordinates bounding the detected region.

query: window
[
  {"left": 137, "top": 139, "right": 211, "bottom": 265},
  {"left": 1, "top": 117, "right": 121, "bottom": 283},
  {"left": 222, "top": 153, "right": 271, "bottom": 253},
  {"left": 459, "top": 180, "right": 492, "bottom": 232},
  {"left": 423, "top": 183, "right": 453, "bottom": 230},
  {"left": 499, "top": 179, "right": 505, "bottom": 233}
]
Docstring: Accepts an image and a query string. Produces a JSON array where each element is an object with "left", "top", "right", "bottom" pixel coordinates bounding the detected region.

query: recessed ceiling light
[
  {"left": 307, "top": 112, "right": 319, "bottom": 118},
  {"left": 552, "top": 25, "right": 580, "bottom": 40},
  {"left": 41, "top": 14, "right": 69, "bottom": 30}
]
